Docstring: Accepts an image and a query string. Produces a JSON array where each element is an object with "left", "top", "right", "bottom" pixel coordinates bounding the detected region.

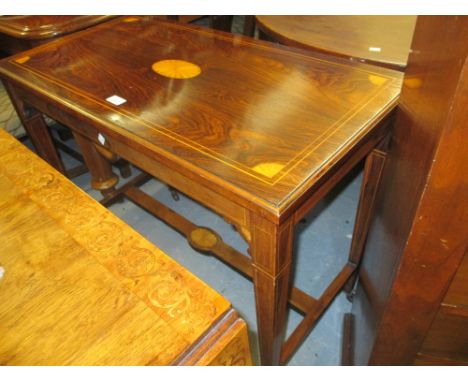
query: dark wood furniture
[
  {"left": 0, "top": 16, "right": 116, "bottom": 55},
  {"left": 348, "top": 16, "right": 468, "bottom": 365},
  {"left": 0, "top": 17, "right": 403, "bottom": 365},
  {"left": 249, "top": 16, "right": 417, "bottom": 71},
  {"left": 0, "top": 129, "right": 252, "bottom": 365},
  {"left": 0, "top": 15, "right": 129, "bottom": 180},
  {"left": 167, "top": 15, "right": 234, "bottom": 32}
]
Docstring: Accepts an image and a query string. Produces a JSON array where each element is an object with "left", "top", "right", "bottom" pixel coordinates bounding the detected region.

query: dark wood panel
[
  {"left": 419, "top": 309, "right": 468, "bottom": 362},
  {"left": 444, "top": 252, "right": 468, "bottom": 307},
  {"left": 351, "top": 16, "right": 468, "bottom": 365},
  {"left": 414, "top": 353, "right": 468, "bottom": 366}
]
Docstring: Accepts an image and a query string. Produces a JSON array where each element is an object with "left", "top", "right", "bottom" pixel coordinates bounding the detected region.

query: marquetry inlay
[
  {"left": 189, "top": 227, "right": 220, "bottom": 251},
  {"left": 151, "top": 59, "right": 201, "bottom": 79},
  {"left": 252, "top": 162, "right": 285, "bottom": 178}
]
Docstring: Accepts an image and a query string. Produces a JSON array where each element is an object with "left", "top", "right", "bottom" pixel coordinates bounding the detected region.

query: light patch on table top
[
  {"left": 252, "top": 162, "right": 285, "bottom": 178},
  {"left": 368, "top": 74, "right": 388, "bottom": 86},
  {"left": 15, "top": 56, "right": 30, "bottom": 64},
  {"left": 152, "top": 59, "right": 201, "bottom": 79},
  {"left": 122, "top": 17, "right": 140, "bottom": 23}
]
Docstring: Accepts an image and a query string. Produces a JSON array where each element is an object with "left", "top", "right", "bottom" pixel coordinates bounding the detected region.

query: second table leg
[
  {"left": 4, "top": 82, "right": 65, "bottom": 174},
  {"left": 250, "top": 214, "right": 294, "bottom": 365},
  {"left": 71, "top": 131, "right": 118, "bottom": 196}
]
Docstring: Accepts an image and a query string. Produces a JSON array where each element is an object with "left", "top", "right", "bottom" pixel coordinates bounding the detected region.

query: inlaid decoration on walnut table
[{"left": 0, "top": 129, "right": 252, "bottom": 366}]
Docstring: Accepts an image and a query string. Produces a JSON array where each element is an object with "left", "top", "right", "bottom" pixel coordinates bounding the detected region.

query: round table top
[{"left": 255, "top": 16, "right": 417, "bottom": 70}]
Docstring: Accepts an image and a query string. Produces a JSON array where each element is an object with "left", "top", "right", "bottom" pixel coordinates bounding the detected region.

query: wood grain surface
[
  {"left": 0, "top": 16, "right": 403, "bottom": 219},
  {"left": 255, "top": 16, "right": 417, "bottom": 70},
  {"left": 350, "top": 16, "right": 468, "bottom": 365},
  {"left": 0, "top": 129, "right": 251, "bottom": 365},
  {"left": 0, "top": 16, "right": 116, "bottom": 40},
  {"left": 0, "top": 16, "right": 403, "bottom": 365}
]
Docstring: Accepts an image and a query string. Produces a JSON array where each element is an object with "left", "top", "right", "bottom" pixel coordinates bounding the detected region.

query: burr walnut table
[
  {"left": 0, "top": 16, "right": 403, "bottom": 365},
  {"left": 0, "top": 129, "right": 251, "bottom": 366},
  {"left": 254, "top": 16, "right": 417, "bottom": 71}
]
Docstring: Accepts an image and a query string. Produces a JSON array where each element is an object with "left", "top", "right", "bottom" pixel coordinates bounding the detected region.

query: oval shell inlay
[
  {"left": 189, "top": 227, "right": 219, "bottom": 251},
  {"left": 152, "top": 59, "right": 201, "bottom": 79}
]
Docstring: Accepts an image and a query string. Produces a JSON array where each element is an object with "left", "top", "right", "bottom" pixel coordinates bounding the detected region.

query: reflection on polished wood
[
  {"left": 0, "top": 16, "right": 403, "bottom": 365},
  {"left": 255, "top": 16, "right": 417, "bottom": 70},
  {"left": 0, "top": 129, "right": 252, "bottom": 366}
]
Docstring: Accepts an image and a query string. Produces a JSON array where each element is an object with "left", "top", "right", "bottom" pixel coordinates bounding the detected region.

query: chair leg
[
  {"left": 243, "top": 16, "right": 256, "bottom": 37},
  {"left": 209, "top": 16, "right": 234, "bottom": 32},
  {"left": 4, "top": 83, "right": 66, "bottom": 173}
]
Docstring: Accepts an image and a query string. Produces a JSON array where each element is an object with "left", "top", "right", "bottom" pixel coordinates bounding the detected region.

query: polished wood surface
[
  {"left": 0, "top": 16, "right": 116, "bottom": 55},
  {"left": 0, "top": 16, "right": 116, "bottom": 40},
  {"left": 350, "top": 16, "right": 468, "bottom": 365},
  {"left": 0, "top": 17, "right": 402, "bottom": 218},
  {"left": 0, "top": 16, "right": 403, "bottom": 365},
  {"left": 0, "top": 15, "right": 123, "bottom": 181},
  {"left": 255, "top": 16, "right": 417, "bottom": 70},
  {"left": 0, "top": 129, "right": 252, "bottom": 365}
]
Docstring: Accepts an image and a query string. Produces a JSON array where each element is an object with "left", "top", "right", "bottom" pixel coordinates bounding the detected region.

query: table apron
[{"left": 6, "top": 81, "right": 254, "bottom": 240}]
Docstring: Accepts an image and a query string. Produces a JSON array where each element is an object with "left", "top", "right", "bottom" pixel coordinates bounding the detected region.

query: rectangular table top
[
  {"left": 0, "top": 16, "right": 403, "bottom": 215},
  {"left": 0, "top": 129, "right": 238, "bottom": 365}
]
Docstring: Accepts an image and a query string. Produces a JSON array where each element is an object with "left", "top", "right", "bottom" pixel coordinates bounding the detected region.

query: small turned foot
[{"left": 91, "top": 174, "right": 119, "bottom": 195}]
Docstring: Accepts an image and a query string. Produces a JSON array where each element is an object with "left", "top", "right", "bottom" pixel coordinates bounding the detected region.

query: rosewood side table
[
  {"left": 251, "top": 16, "right": 417, "bottom": 71},
  {"left": 0, "top": 17, "right": 403, "bottom": 365}
]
